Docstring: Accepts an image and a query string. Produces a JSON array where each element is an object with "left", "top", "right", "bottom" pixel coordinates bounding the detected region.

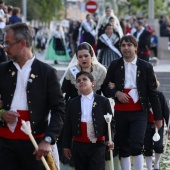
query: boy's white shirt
[
  {"left": 81, "top": 91, "right": 94, "bottom": 122},
  {"left": 81, "top": 91, "right": 97, "bottom": 143}
]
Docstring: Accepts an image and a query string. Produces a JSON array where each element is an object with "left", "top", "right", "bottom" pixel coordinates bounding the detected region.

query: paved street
[{"left": 35, "top": 51, "right": 170, "bottom": 73}]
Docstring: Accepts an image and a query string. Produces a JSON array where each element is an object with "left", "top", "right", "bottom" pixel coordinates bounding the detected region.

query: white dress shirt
[
  {"left": 124, "top": 57, "right": 137, "bottom": 89},
  {"left": 136, "top": 27, "right": 144, "bottom": 41},
  {"left": 81, "top": 92, "right": 94, "bottom": 122},
  {"left": 10, "top": 56, "right": 35, "bottom": 110},
  {"left": 124, "top": 57, "right": 139, "bottom": 103}
]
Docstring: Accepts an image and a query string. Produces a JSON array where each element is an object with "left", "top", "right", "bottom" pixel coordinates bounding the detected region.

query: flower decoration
[
  {"left": 28, "top": 79, "right": 33, "bottom": 83},
  {"left": 30, "top": 74, "right": 36, "bottom": 79},
  {"left": 28, "top": 74, "right": 38, "bottom": 83},
  {"left": 93, "top": 102, "right": 97, "bottom": 108},
  {"left": 11, "top": 71, "right": 15, "bottom": 77}
]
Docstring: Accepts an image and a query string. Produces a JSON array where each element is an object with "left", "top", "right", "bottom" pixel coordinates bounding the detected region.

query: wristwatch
[{"left": 44, "top": 136, "right": 52, "bottom": 144}]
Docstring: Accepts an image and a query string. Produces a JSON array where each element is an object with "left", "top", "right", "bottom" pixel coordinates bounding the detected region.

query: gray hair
[{"left": 3, "top": 23, "right": 33, "bottom": 47}]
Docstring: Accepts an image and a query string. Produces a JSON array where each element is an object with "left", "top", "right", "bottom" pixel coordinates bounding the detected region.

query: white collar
[
  {"left": 81, "top": 91, "right": 94, "bottom": 100},
  {"left": 124, "top": 56, "right": 137, "bottom": 65},
  {"left": 13, "top": 55, "right": 35, "bottom": 71},
  {"left": 137, "top": 27, "right": 144, "bottom": 34}
]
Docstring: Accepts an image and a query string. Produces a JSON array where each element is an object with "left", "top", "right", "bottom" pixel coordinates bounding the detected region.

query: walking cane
[
  {"left": 21, "top": 120, "right": 50, "bottom": 170},
  {"left": 164, "top": 100, "right": 170, "bottom": 154},
  {"left": 104, "top": 113, "right": 114, "bottom": 170}
]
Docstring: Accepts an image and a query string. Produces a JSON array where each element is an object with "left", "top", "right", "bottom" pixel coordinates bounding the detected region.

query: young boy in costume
[{"left": 63, "top": 71, "right": 115, "bottom": 170}]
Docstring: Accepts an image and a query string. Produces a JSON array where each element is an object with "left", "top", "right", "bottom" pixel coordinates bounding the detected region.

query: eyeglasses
[{"left": 3, "top": 40, "right": 21, "bottom": 49}]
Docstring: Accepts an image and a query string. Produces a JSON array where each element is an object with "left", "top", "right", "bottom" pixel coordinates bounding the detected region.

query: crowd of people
[
  {"left": 40, "top": 6, "right": 168, "bottom": 67},
  {"left": 0, "top": 0, "right": 22, "bottom": 63},
  {"left": 0, "top": 2, "right": 170, "bottom": 170}
]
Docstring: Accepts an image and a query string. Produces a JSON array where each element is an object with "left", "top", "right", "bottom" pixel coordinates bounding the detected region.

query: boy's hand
[
  {"left": 106, "top": 141, "right": 114, "bottom": 151},
  {"left": 154, "top": 120, "right": 162, "bottom": 129},
  {"left": 63, "top": 148, "right": 72, "bottom": 160}
]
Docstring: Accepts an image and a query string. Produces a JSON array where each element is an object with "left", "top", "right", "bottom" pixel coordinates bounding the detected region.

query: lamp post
[
  {"left": 148, "top": 0, "right": 154, "bottom": 19},
  {"left": 22, "top": 0, "right": 27, "bottom": 22}
]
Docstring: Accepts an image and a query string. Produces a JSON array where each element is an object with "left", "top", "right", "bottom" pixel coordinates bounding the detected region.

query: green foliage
[
  {"left": 5, "top": 0, "right": 63, "bottom": 22},
  {"left": 117, "top": 0, "right": 170, "bottom": 19}
]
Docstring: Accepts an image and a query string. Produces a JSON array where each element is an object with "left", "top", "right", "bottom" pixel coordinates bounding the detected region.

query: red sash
[
  {"left": 137, "top": 50, "right": 150, "bottom": 55},
  {"left": 73, "top": 122, "right": 104, "bottom": 143},
  {"left": 115, "top": 89, "right": 142, "bottom": 111},
  {"left": 0, "top": 110, "right": 44, "bottom": 140}
]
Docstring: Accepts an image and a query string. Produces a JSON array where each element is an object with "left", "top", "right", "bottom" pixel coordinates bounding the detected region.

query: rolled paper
[{"left": 21, "top": 120, "right": 50, "bottom": 170}]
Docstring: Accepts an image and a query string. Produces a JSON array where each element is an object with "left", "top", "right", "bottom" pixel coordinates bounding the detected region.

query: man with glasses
[
  {"left": 103, "top": 34, "right": 162, "bottom": 170},
  {"left": 0, "top": 23, "right": 65, "bottom": 169}
]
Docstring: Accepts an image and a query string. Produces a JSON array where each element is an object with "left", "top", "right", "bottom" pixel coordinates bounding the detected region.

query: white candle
[{"left": 21, "top": 120, "right": 50, "bottom": 170}]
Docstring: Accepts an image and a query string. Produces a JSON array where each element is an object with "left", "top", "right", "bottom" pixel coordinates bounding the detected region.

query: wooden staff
[
  {"left": 21, "top": 120, "right": 50, "bottom": 170},
  {"left": 46, "top": 152, "right": 57, "bottom": 170},
  {"left": 104, "top": 113, "right": 114, "bottom": 170}
]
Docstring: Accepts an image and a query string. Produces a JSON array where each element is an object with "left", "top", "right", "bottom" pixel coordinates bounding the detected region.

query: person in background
[
  {"left": 133, "top": 20, "right": 151, "bottom": 62},
  {"left": 79, "top": 14, "right": 96, "bottom": 48},
  {"left": 0, "top": 23, "right": 65, "bottom": 169},
  {"left": 45, "top": 23, "right": 70, "bottom": 64},
  {"left": 97, "top": 23, "right": 121, "bottom": 68},
  {"left": 63, "top": 71, "right": 115, "bottom": 170},
  {"left": 102, "top": 34, "right": 162, "bottom": 170},
  {"left": 150, "top": 30, "right": 158, "bottom": 58},
  {"left": 0, "top": 0, "right": 5, "bottom": 10},
  {"left": 6, "top": 5, "right": 13, "bottom": 25},
  {"left": 144, "top": 80, "right": 169, "bottom": 170},
  {"left": 96, "top": 6, "right": 123, "bottom": 39},
  {"left": 9, "top": 7, "right": 22, "bottom": 24},
  {"left": 0, "top": 13, "right": 7, "bottom": 63},
  {"left": 143, "top": 18, "right": 153, "bottom": 34}
]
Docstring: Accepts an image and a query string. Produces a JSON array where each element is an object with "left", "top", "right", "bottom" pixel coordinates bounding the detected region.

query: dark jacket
[
  {"left": 133, "top": 29, "right": 151, "bottom": 52},
  {"left": 102, "top": 57, "right": 162, "bottom": 120},
  {"left": 63, "top": 94, "right": 115, "bottom": 149},
  {"left": 9, "top": 15, "right": 22, "bottom": 24},
  {"left": 0, "top": 58, "right": 65, "bottom": 144},
  {"left": 158, "top": 91, "right": 169, "bottom": 125}
]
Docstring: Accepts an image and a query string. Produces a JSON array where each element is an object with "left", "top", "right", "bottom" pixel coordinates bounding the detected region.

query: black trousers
[
  {"left": 73, "top": 141, "right": 105, "bottom": 170},
  {"left": 115, "top": 110, "right": 147, "bottom": 157},
  {"left": 150, "top": 46, "right": 158, "bottom": 57},
  {"left": 0, "top": 137, "right": 45, "bottom": 170},
  {"left": 144, "top": 122, "right": 164, "bottom": 156}
]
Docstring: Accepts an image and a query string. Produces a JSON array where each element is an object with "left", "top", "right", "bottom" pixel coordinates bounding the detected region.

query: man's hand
[
  {"left": 154, "top": 120, "right": 163, "bottom": 129},
  {"left": 106, "top": 141, "right": 114, "bottom": 151},
  {"left": 63, "top": 148, "right": 72, "bottom": 160},
  {"left": 2, "top": 110, "right": 20, "bottom": 124},
  {"left": 116, "top": 91, "right": 130, "bottom": 103},
  {"left": 33, "top": 140, "right": 52, "bottom": 160}
]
